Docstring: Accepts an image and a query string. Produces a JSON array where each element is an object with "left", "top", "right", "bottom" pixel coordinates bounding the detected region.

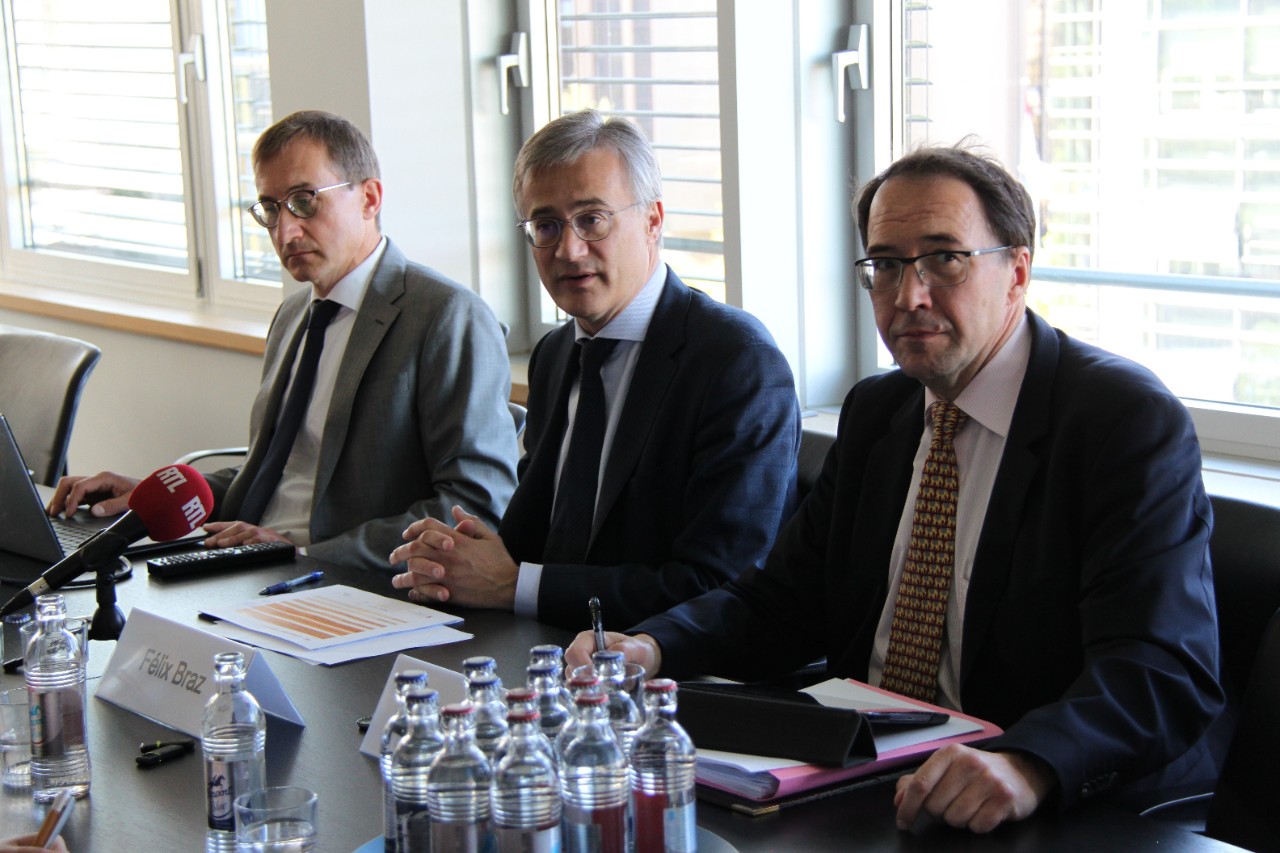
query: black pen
[
  {"left": 259, "top": 570, "right": 323, "bottom": 596},
  {"left": 590, "top": 596, "right": 607, "bottom": 652}
]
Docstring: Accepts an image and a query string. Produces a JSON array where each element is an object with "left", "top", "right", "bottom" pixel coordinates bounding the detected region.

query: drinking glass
[
  {"left": 234, "top": 786, "right": 318, "bottom": 852},
  {"left": 0, "top": 687, "right": 31, "bottom": 790}
]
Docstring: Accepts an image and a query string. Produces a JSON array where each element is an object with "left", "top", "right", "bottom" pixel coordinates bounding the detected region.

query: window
[
  {"left": 879, "top": 0, "right": 1280, "bottom": 430},
  {"left": 531, "top": 0, "right": 725, "bottom": 321},
  {"left": 0, "top": 0, "right": 277, "bottom": 317}
]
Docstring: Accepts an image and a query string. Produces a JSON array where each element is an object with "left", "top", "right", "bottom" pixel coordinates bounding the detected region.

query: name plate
[
  {"left": 96, "top": 608, "right": 305, "bottom": 737},
  {"left": 357, "top": 653, "right": 467, "bottom": 758}
]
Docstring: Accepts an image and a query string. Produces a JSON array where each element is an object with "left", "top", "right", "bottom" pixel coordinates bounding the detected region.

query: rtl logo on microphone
[
  {"left": 156, "top": 465, "right": 189, "bottom": 493},
  {"left": 181, "top": 498, "right": 206, "bottom": 529}
]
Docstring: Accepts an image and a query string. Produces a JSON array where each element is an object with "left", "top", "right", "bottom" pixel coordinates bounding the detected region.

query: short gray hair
[{"left": 513, "top": 109, "right": 662, "bottom": 214}]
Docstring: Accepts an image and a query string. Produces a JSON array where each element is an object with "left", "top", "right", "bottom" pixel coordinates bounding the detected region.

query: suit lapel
[
  {"left": 960, "top": 311, "right": 1056, "bottom": 684},
  {"left": 311, "top": 241, "right": 404, "bottom": 504},
  {"left": 590, "top": 272, "right": 687, "bottom": 544},
  {"left": 509, "top": 324, "right": 577, "bottom": 554}
]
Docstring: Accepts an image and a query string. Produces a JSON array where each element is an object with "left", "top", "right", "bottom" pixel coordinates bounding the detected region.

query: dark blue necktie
[
  {"left": 543, "top": 336, "right": 620, "bottom": 562},
  {"left": 238, "top": 299, "right": 342, "bottom": 525}
]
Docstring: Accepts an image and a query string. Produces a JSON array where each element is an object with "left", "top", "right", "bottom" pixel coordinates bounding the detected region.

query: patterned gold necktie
[{"left": 880, "top": 400, "right": 969, "bottom": 702}]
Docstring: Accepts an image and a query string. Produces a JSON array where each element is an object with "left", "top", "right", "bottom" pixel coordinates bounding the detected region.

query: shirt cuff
[{"left": 514, "top": 562, "right": 543, "bottom": 618}]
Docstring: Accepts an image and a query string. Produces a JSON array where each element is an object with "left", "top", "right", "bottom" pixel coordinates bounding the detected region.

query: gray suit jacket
[{"left": 206, "top": 239, "right": 518, "bottom": 571}]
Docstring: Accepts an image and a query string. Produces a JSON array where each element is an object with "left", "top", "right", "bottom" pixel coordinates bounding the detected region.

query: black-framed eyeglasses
[
  {"left": 248, "top": 182, "right": 353, "bottom": 228},
  {"left": 854, "top": 246, "right": 1014, "bottom": 292},
  {"left": 517, "top": 201, "right": 644, "bottom": 248}
]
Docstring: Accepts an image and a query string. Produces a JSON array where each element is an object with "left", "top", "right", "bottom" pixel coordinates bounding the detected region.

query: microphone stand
[{"left": 88, "top": 533, "right": 129, "bottom": 641}]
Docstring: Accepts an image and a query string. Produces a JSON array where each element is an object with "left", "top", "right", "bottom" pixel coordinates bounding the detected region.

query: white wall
[{"left": 0, "top": 309, "right": 261, "bottom": 476}]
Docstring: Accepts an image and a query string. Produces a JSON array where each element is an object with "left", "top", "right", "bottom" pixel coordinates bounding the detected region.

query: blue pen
[{"left": 259, "top": 570, "right": 324, "bottom": 596}]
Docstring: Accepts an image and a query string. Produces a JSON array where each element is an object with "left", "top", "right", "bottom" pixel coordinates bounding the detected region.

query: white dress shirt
[
  {"left": 259, "top": 237, "right": 387, "bottom": 543},
  {"left": 868, "top": 314, "right": 1032, "bottom": 709}
]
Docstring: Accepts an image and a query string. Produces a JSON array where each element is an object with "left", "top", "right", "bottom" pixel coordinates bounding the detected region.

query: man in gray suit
[{"left": 48, "top": 111, "right": 518, "bottom": 571}]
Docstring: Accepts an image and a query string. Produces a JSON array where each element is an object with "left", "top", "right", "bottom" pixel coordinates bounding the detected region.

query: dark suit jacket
[
  {"left": 637, "top": 309, "right": 1226, "bottom": 809},
  {"left": 500, "top": 268, "right": 801, "bottom": 631},
  {"left": 207, "top": 239, "right": 518, "bottom": 571}
]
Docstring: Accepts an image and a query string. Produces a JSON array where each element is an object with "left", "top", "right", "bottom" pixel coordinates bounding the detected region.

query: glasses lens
[
  {"left": 286, "top": 190, "right": 319, "bottom": 219},
  {"left": 918, "top": 252, "right": 969, "bottom": 287},
  {"left": 525, "top": 219, "right": 562, "bottom": 248},
  {"left": 570, "top": 211, "right": 612, "bottom": 242},
  {"left": 248, "top": 202, "right": 277, "bottom": 228},
  {"left": 857, "top": 259, "right": 903, "bottom": 292}
]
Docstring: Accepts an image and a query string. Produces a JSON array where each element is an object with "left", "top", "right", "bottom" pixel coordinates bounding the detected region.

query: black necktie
[
  {"left": 543, "top": 336, "right": 620, "bottom": 562},
  {"left": 238, "top": 299, "right": 342, "bottom": 525}
]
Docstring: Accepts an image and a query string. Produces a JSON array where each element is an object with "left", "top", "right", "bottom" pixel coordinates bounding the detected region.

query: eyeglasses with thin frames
[
  {"left": 854, "top": 246, "right": 1014, "bottom": 292},
  {"left": 247, "top": 182, "right": 353, "bottom": 229},
  {"left": 517, "top": 201, "right": 644, "bottom": 248}
]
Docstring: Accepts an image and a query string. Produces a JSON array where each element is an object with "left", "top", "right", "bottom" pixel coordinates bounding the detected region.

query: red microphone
[{"left": 0, "top": 464, "right": 214, "bottom": 617}]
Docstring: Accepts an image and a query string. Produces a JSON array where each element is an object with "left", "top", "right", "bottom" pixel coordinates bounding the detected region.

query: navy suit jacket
[
  {"left": 500, "top": 269, "right": 801, "bottom": 631},
  {"left": 637, "top": 310, "right": 1226, "bottom": 808}
]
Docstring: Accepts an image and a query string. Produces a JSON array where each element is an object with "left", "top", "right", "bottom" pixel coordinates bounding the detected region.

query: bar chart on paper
[{"left": 203, "top": 585, "right": 461, "bottom": 650}]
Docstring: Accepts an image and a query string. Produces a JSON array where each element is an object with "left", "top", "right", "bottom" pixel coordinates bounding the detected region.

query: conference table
[{"left": 0, "top": 548, "right": 1245, "bottom": 852}]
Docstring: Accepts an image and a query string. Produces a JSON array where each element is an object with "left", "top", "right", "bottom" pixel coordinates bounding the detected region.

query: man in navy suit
[
  {"left": 391, "top": 110, "right": 800, "bottom": 630},
  {"left": 568, "top": 146, "right": 1227, "bottom": 832}
]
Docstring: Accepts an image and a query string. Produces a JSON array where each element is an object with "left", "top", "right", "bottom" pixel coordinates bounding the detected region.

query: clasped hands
[{"left": 390, "top": 506, "right": 518, "bottom": 609}]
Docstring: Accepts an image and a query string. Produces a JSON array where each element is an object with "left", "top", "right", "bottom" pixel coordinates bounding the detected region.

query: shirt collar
[
  {"left": 311, "top": 235, "right": 387, "bottom": 313},
  {"left": 574, "top": 261, "right": 667, "bottom": 344},
  {"left": 925, "top": 312, "right": 1032, "bottom": 439}
]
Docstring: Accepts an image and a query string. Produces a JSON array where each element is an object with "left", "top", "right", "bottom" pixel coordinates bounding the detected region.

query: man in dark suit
[
  {"left": 391, "top": 110, "right": 800, "bottom": 630},
  {"left": 568, "top": 145, "right": 1227, "bottom": 832},
  {"left": 48, "top": 111, "right": 518, "bottom": 571}
]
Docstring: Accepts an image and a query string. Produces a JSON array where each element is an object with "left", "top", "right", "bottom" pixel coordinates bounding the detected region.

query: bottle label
[
  {"left": 397, "top": 803, "right": 430, "bottom": 852},
  {"left": 663, "top": 802, "right": 696, "bottom": 853},
  {"left": 494, "top": 824, "right": 561, "bottom": 853},
  {"left": 206, "top": 758, "right": 236, "bottom": 830},
  {"left": 28, "top": 687, "right": 85, "bottom": 758}
]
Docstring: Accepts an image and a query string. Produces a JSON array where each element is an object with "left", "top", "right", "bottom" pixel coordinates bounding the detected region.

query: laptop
[{"left": 0, "top": 413, "right": 205, "bottom": 583}]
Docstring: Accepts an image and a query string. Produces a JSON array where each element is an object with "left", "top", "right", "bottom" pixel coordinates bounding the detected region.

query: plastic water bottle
[
  {"left": 202, "top": 651, "right": 266, "bottom": 849},
  {"left": 527, "top": 663, "right": 570, "bottom": 742},
  {"left": 629, "top": 680, "right": 696, "bottom": 853},
  {"left": 24, "top": 594, "right": 90, "bottom": 802},
  {"left": 591, "top": 651, "right": 642, "bottom": 757},
  {"left": 528, "top": 644, "right": 564, "bottom": 671},
  {"left": 466, "top": 674, "right": 509, "bottom": 766},
  {"left": 383, "top": 670, "right": 430, "bottom": 852},
  {"left": 560, "top": 693, "right": 629, "bottom": 853},
  {"left": 462, "top": 655, "right": 501, "bottom": 689},
  {"left": 503, "top": 688, "right": 556, "bottom": 769},
  {"left": 491, "top": 704, "right": 561, "bottom": 853},
  {"left": 426, "top": 704, "right": 493, "bottom": 852},
  {"left": 392, "top": 685, "right": 445, "bottom": 852},
  {"left": 555, "top": 675, "right": 602, "bottom": 764}
]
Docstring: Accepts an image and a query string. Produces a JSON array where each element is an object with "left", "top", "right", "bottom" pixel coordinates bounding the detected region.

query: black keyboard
[
  {"left": 146, "top": 541, "right": 296, "bottom": 579},
  {"left": 49, "top": 517, "right": 98, "bottom": 552}
]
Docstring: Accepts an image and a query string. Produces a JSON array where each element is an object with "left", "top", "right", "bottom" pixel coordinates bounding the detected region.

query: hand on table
[
  {"left": 0, "top": 833, "right": 69, "bottom": 852},
  {"left": 390, "top": 506, "right": 518, "bottom": 609},
  {"left": 202, "top": 521, "right": 294, "bottom": 549},
  {"left": 565, "top": 630, "right": 663, "bottom": 676},
  {"left": 894, "top": 744, "right": 1055, "bottom": 834}
]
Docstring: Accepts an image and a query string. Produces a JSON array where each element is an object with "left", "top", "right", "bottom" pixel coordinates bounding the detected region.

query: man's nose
[
  {"left": 894, "top": 264, "right": 932, "bottom": 311},
  {"left": 554, "top": 225, "right": 590, "bottom": 261}
]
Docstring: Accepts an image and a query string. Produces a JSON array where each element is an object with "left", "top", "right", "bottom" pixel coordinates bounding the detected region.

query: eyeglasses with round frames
[
  {"left": 517, "top": 201, "right": 644, "bottom": 248},
  {"left": 854, "top": 246, "right": 1014, "bottom": 292},
  {"left": 247, "top": 182, "right": 353, "bottom": 229}
]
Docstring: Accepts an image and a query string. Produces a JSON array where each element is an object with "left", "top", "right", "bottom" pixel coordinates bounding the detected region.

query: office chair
[
  {"left": 1141, "top": 495, "right": 1280, "bottom": 836},
  {"left": 1203, "top": 607, "right": 1280, "bottom": 852},
  {"left": 509, "top": 400, "right": 527, "bottom": 441},
  {"left": 0, "top": 324, "right": 101, "bottom": 486}
]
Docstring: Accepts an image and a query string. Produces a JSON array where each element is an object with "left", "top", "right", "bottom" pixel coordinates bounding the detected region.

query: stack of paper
[{"left": 200, "top": 584, "right": 470, "bottom": 665}]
